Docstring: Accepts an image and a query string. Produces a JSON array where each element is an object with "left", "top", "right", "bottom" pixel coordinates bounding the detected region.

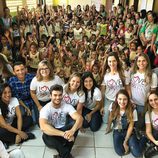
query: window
[{"left": 6, "top": 0, "right": 23, "bottom": 12}]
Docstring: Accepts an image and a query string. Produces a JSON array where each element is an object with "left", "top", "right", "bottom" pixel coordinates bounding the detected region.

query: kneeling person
[{"left": 39, "top": 84, "right": 83, "bottom": 158}]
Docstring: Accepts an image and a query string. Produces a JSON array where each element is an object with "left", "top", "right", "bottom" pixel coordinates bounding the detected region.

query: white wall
[
  {"left": 68, "top": 0, "right": 92, "bottom": 9},
  {"left": 138, "top": 0, "right": 153, "bottom": 11}
]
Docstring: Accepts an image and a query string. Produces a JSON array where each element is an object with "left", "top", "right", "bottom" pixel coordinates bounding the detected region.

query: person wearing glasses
[{"left": 30, "top": 60, "right": 64, "bottom": 123}]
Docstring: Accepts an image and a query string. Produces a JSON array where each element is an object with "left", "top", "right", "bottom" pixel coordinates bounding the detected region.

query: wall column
[{"left": 0, "top": 0, "right": 6, "bottom": 17}]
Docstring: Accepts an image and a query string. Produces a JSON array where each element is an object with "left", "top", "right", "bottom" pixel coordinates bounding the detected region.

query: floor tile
[
  {"left": 99, "top": 123, "right": 107, "bottom": 131},
  {"left": 96, "top": 148, "right": 120, "bottom": 158},
  {"left": 122, "top": 153, "right": 135, "bottom": 158},
  {"left": 75, "top": 130, "right": 94, "bottom": 147},
  {"left": 94, "top": 131, "right": 113, "bottom": 148},
  {"left": 71, "top": 147, "right": 95, "bottom": 158},
  {"left": 43, "top": 147, "right": 58, "bottom": 158},
  {"left": 22, "top": 130, "right": 45, "bottom": 146},
  {"left": 20, "top": 146, "right": 45, "bottom": 158}
]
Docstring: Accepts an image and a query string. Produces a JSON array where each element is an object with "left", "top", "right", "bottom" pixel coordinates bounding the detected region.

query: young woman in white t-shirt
[
  {"left": 100, "top": 52, "right": 130, "bottom": 123},
  {"left": 63, "top": 72, "right": 85, "bottom": 114},
  {"left": 106, "top": 89, "right": 145, "bottom": 157},
  {"left": 81, "top": 71, "right": 102, "bottom": 132},
  {"left": 0, "top": 83, "right": 34, "bottom": 148},
  {"left": 130, "top": 53, "right": 157, "bottom": 131},
  {"left": 30, "top": 60, "right": 64, "bottom": 122},
  {"left": 144, "top": 90, "right": 158, "bottom": 158}
]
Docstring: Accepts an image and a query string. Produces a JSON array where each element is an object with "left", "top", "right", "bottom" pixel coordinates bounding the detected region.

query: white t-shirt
[
  {"left": 73, "top": 28, "right": 82, "bottom": 41},
  {"left": 85, "top": 87, "right": 102, "bottom": 110},
  {"left": 101, "top": 71, "right": 130, "bottom": 101},
  {"left": 63, "top": 89, "right": 85, "bottom": 107},
  {"left": 0, "top": 97, "right": 19, "bottom": 124},
  {"left": 40, "top": 101, "right": 76, "bottom": 128},
  {"left": 145, "top": 111, "right": 158, "bottom": 131},
  {"left": 30, "top": 75, "right": 64, "bottom": 102},
  {"left": 131, "top": 72, "right": 157, "bottom": 105}
]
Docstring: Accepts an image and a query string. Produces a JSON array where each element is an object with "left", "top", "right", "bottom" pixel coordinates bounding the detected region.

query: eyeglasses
[{"left": 40, "top": 68, "right": 49, "bottom": 71}]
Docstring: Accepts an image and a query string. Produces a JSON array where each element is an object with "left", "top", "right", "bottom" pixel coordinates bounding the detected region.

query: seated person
[
  {"left": 0, "top": 83, "right": 35, "bottom": 148},
  {"left": 39, "top": 84, "right": 83, "bottom": 158}
]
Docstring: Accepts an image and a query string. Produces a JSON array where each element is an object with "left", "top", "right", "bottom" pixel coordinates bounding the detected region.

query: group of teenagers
[{"left": 0, "top": 2, "right": 158, "bottom": 158}]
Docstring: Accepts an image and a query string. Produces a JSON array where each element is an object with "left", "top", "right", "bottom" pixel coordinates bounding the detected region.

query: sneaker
[
  {"left": 144, "top": 145, "right": 158, "bottom": 158},
  {"left": 26, "top": 132, "right": 35, "bottom": 141}
]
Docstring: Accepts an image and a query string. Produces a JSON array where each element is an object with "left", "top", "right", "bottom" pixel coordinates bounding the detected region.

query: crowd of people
[{"left": 0, "top": 2, "right": 158, "bottom": 158}]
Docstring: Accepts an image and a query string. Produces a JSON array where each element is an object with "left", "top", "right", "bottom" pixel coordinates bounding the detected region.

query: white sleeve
[
  {"left": 39, "top": 106, "right": 49, "bottom": 120},
  {"left": 55, "top": 75, "right": 64, "bottom": 86},
  {"left": 151, "top": 73, "right": 158, "bottom": 89},
  {"left": 94, "top": 88, "right": 102, "bottom": 101},
  {"left": 133, "top": 109, "right": 138, "bottom": 122},
  {"left": 125, "top": 70, "right": 130, "bottom": 85},
  {"left": 30, "top": 77, "right": 37, "bottom": 91},
  {"left": 12, "top": 98, "right": 19, "bottom": 108},
  {"left": 145, "top": 112, "right": 151, "bottom": 124},
  {"left": 0, "top": 109, "right": 2, "bottom": 115},
  {"left": 79, "top": 93, "right": 85, "bottom": 103},
  {"left": 67, "top": 105, "right": 77, "bottom": 116}
]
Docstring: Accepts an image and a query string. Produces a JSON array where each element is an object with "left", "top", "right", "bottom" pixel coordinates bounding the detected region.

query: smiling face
[
  {"left": 39, "top": 64, "right": 50, "bottom": 78},
  {"left": 148, "top": 93, "right": 158, "bottom": 110},
  {"left": 69, "top": 76, "right": 81, "bottom": 92},
  {"left": 1, "top": 86, "right": 12, "bottom": 104},
  {"left": 117, "top": 93, "right": 128, "bottom": 110},
  {"left": 51, "top": 90, "right": 63, "bottom": 108},
  {"left": 137, "top": 56, "right": 148, "bottom": 71},
  {"left": 84, "top": 77, "right": 93, "bottom": 90},
  {"left": 108, "top": 56, "right": 118, "bottom": 71},
  {"left": 13, "top": 64, "right": 26, "bottom": 81}
]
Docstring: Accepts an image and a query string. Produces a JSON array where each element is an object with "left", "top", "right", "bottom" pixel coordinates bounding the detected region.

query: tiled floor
[{"left": 8, "top": 124, "right": 137, "bottom": 158}]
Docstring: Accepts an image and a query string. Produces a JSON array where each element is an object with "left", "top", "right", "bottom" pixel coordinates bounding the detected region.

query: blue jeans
[
  {"left": 82, "top": 107, "right": 102, "bottom": 132},
  {"left": 113, "top": 130, "right": 146, "bottom": 157},
  {"left": 103, "top": 97, "right": 113, "bottom": 123}
]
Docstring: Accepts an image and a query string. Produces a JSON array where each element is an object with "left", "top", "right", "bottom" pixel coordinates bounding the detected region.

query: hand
[
  {"left": 154, "top": 140, "right": 158, "bottom": 146},
  {"left": 85, "top": 113, "right": 92, "bottom": 123},
  {"left": 63, "top": 130, "right": 75, "bottom": 141},
  {"left": 100, "top": 107, "right": 104, "bottom": 116},
  {"left": 105, "top": 126, "right": 112, "bottom": 134},
  {"left": 4, "top": 31, "right": 10, "bottom": 38},
  {"left": 26, "top": 107, "right": 32, "bottom": 116},
  {"left": 123, "top": 141, "right": 129, "bottom": 154},
  {"left": 15, "top": 134, "right": 22, "bottom": 144},
  {"left": 18, "top": 131, "right": 28, "bottom": 140}
]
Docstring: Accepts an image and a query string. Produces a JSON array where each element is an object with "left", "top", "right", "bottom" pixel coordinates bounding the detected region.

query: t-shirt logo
[{"left": 63, "top": 94, "right": 77, "bottom": 106}]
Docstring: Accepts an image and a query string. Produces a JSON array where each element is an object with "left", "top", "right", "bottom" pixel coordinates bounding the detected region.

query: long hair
[
  {"left": 36, "top": 59, "right": 54, "bottom": 81},
  {"left": 145, "top": 90, "right": 158, "bottom": 117},
  {"left": 64, "top": 72, "right": 83, "bottom": 96},
  {"left": 0, "top": 83, "right": 11, "bottom": 118},
  {"left": 82, "top": 71, "right": 98, "bottom": 102},
  {"left": 101, "top": 52, "right": 125, "bottom": 86},
  {"left": 131, "top": 53, "right": 152, "bottom": 84},
  {"left": 110, "top": 89, "right": 134, "bottom": 123}
]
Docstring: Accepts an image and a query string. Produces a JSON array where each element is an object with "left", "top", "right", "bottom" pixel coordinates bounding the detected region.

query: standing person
[
  {"left": 39, "top": 84, "right": 83, "bottom": 158},
  {"left": 30, "top": 60, "right": 64, "bottom": 122},
  {"left": 8, "top": 62, "right": 36, "bottom": 123},
  {"left": 0, "top": 83, "right": 34, "bottom": 148},
  {"left": 106, "top": 89, "right": 146, "bottom": 157},
  {"left": 81, "top": 71, "right": 102, "bottom": 132},
  {"left": 130, "top": 53, "right": 157, "bottom": 132},
  {"left": 100, "top": 52, "right": 130, "bottom": 123},
  {"left": 63, "top": 72, "right": 85, "bottom": 114},
  {"left": 144, "top": 90, "right": 158, "bottom": 158}
]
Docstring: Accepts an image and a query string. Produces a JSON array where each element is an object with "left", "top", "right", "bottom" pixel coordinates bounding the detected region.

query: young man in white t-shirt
[{"left": 39, "top": 84, "right": 83, "bottom": 158}]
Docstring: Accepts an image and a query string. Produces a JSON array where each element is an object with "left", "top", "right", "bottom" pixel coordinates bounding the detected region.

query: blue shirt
[{"left": 8, "top": 73, "right": 35, "bottom": 109}]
